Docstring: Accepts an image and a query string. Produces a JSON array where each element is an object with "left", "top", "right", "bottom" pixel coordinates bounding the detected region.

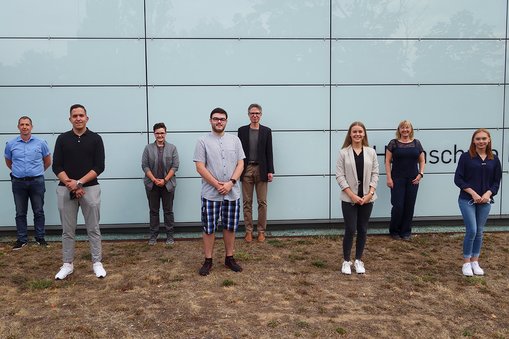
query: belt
[{"left": 11, "top": 174, "right": 41, "bottom": 181}]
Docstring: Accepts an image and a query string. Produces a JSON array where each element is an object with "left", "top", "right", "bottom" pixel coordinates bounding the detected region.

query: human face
[
  {"left": 473, "top": 131, "right": 490, "bottom": 152},
  {"left": 350, "top": 125, "right": 365, "bottom": 145},
  {"left": 154, "top": 128, "right": 166, "bottom": 144},
  {"left": 399, "top": 124, "right": 412, "bottom": 139},
  {"left": 17, "top": 118, "right": 33, "bottom": 139},
  {"left": 69, "top": 107, "right": 89, "bottom": 131},
  {"left": 210, "top": 113, "right": 227, "bottom": 133},
  {"left": 248, "top": 107, "right": 262, "bottom": 124}
]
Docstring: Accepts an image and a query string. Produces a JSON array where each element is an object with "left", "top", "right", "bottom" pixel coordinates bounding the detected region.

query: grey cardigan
[
  {"left": 141, "top": 141, "right": 179, "bottom": 191},
  {"left": 335, "top": 145, "right": 379, "bottom": 203}
]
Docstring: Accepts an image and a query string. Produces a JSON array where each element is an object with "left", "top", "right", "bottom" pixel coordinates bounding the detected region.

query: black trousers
[
  {"left": 389, "top": 178, "right": 419, "bottom": 237},
  {"left": 341, "top": 201, "right": 373, "bottom": 261},
  {"left": 146, "top": 186, "right": 175, "bottom": 239}
]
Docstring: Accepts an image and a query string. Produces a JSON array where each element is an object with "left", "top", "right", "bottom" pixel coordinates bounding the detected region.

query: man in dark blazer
[{"left": 238, "top": 103, "right": 274, "bottom": 242}]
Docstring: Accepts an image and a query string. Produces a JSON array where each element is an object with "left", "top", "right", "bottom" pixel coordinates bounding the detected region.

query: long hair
[
  {"left": 468, "top": 128, "right": 494, "bottom": 160},
  {"left": 395, "top": 120, "right": 414, "bottom": 139},
  {"left": 342, "top": 121, "right": 369, "bottom": 149}
]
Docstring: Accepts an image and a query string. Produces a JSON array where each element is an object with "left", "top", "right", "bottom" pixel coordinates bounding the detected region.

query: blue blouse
[{"left": 454, "top": 152, "right": 502, "bottom": 201}]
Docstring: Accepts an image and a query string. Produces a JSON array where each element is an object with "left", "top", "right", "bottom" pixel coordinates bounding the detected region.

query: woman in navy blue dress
[{"left": 385, "top": 120, "right": 425, "bottom": 240}]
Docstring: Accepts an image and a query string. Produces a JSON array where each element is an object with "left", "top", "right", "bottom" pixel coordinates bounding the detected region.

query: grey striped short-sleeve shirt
[{"left": 193, "top": 132, "right": 245, "bottom": 201}]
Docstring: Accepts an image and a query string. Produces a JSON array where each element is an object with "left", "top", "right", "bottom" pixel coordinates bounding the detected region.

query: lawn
[{"left": 0, "top": 232, "right": 508, "bottom": 338}]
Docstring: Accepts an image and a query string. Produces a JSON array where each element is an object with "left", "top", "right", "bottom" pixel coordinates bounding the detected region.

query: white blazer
[{"left": 336, "top": 145, "right": 379, "bottom": 203}]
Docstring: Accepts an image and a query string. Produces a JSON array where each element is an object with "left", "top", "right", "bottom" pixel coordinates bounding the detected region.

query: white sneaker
[
  {"left": 354, "top": 259, "right": 366, "bottom": 274},
  {"left": 55, "top": 263, "right": 74, "bottom": 280},
  {"left": 462, "top": 262, "right": 473, "bottom": 277},
  {"left": 471, "top": 261, "right": 484, "bottom": 276},
  {"left": 93, "top": 262, "right": 107, "bottom": 278},
  {"left": 341, "top": 261, "right": 352, "bottom": 275}
]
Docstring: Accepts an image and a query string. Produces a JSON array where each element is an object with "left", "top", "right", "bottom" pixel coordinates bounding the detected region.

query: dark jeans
[
  {"left": 12, "top": 175, "right": 46, "bottom": 242},
  {"left": 146, "top": 186, "right": 175, "bottom": 239},
  {"left": 389, "top": 177, "right": 419, "bottom": 237},
  {"left": 342, "top": 201, "right": 373, "bottom": 261}
]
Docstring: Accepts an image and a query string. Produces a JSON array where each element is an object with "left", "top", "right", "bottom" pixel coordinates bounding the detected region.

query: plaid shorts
[{"left": 201, "top": 197, "right": 240, "bottom": 234}]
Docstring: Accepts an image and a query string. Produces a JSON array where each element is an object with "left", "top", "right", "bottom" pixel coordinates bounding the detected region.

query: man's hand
[
  {"left": 154, "top": 178, "right": 165, "bottom": 187},
  {"left": 217, "top": 181, "right": 234, "bottom": 195},
  {"left": 64, "top": 179, "right": 78, "bottom": 191},
  {"left": 74, "top": 187, "right": 86, "bottom": 199}
]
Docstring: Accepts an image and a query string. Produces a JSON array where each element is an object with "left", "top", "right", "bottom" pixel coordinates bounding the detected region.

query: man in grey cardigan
[{"left": 142, "top": 122, "right": 179, "bottom": 245}]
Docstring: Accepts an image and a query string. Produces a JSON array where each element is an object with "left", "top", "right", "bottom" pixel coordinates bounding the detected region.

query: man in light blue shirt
[{"left": 4, "top": 116, "right": 51, "bottom": 250}]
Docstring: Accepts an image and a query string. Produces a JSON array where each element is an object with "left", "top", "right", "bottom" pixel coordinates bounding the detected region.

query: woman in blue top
[
  {"left": 385, "top": 120, "right": 425, "bottom": 240},
  {"left": 454, "top": 128, "right": 502, "bottom": 277}
]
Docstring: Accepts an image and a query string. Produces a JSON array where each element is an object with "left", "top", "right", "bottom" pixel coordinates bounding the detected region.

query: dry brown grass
[{"left": 0, "top": 232, "right": 508, "bottom": 338}]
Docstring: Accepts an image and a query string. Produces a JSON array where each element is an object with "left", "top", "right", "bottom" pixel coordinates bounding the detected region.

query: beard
[{"left": 212, "top": 124, "right": 225, "bottom": 133}]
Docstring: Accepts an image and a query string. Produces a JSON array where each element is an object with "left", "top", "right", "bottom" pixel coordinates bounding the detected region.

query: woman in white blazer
[{"left": 336, "top": 121, "right": 379, "bottom": 275}]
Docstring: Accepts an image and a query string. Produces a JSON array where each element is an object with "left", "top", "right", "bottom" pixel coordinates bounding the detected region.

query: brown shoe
[
  {"left": 244, "top": 232, "right": 253, "bottom": 243},
  {"left": 257, "top": 231, "right": 266, "bottom": 242}
]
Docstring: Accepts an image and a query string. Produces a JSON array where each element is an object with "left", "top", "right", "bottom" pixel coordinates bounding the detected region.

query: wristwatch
[
  {"left": 76, "top": 180, "right": 83, "bottom": 188},
  {"left": 419, "top": 172, "right": 424, "bottom": 177},
  {"left": 230, "top": 178, "right": 237, "bottom": 185}
]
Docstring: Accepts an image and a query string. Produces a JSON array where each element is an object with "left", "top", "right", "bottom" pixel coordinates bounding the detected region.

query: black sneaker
[
  {"left": 225, "top": 257, "right": 243, "bottom": 272},
  {"left": 199, "top": 259, "right": 213, "bottom": 276},
  {"left": 12, "top": 241, "right": 27, "bottom": 251},
  {"left": 35, "top": 238, "right": 49, "bottom": 247}
]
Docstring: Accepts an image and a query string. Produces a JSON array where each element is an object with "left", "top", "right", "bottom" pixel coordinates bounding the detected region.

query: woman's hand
[
  {"left": 411, "top": 174, "right": 421, "bottom": 185},
  {"left": 470, "top": 192, "right": 482, "bottom": 203},
  {"left": 386, "top": 177, "right": 394, "bottom": 189},
  {"left": 480, "top": 191, "right": 492, "bottom": 204}
]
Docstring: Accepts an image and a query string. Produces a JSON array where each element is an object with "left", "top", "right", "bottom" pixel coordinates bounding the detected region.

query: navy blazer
[{"left": 238, "top": 124, "right": 274, "bottom": 182}]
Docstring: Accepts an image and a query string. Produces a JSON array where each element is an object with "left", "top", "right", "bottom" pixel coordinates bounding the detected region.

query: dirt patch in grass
[{"left": 0, "top": 232, "right": 508, "bottom": 338}]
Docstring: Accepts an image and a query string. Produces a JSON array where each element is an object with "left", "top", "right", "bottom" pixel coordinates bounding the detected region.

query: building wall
[{"left": 0, "top": 0, "right": 507, "bottom": 228}]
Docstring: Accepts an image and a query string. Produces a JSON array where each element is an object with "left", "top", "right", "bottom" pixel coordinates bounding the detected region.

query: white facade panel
[{"left": 0, "top": 1, "right": 506, "bottom": 228}]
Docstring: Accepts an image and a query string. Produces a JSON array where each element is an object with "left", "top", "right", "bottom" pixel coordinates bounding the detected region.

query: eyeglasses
[
  {"left": 249, "top": 112, "right": 261, "bottom": 116},
  {"left": 154, "top": 132, "right": 166, "bottom": 135},
  {"left": 468, "top": 199, "right": 494, "bottom": 205},
  {"left": 211, "top": 117, "right": 227, "bottom": 122}
]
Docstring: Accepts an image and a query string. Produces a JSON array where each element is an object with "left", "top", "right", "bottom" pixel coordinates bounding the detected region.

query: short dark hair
[
  {"left": 210, "top": 107, "right": 228, "bottom": 119},
  {"left": 153, "top": 122, "right": 167, "bottom": 132},
  {"left": 70, "top": 103, "right": 86, "bottom": 115},
  {"left": 18, "top": 116, "right": 33, "bottom": 125},
  {"left": 248, "top": 103, "right": 262, "bottom": 112}
]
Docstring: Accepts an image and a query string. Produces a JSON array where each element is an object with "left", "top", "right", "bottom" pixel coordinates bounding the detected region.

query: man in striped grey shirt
[{"left": 193, "top": 107, "right": 245, "bottom": 276}]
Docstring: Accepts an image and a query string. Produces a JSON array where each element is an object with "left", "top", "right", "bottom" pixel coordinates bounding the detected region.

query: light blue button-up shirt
[{"left": 4, "top": 135, "right": 50, "bottom": 178}]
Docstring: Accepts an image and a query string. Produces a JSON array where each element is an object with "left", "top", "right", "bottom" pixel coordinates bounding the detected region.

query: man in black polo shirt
[{"left": 53, "top": 104, "right": 106, "bottom": 280}]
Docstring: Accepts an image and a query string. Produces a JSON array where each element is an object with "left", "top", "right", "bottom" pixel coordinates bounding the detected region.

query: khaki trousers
[{"left": 242, "top": 164, "right": 268, "bottom": 233}]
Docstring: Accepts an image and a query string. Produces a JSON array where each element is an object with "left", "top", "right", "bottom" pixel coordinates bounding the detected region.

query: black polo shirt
[{"left": 52, "top": 128, "right": 105, "bottom": 187}]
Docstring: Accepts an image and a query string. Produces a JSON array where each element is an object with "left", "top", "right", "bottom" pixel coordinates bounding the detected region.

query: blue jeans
[
  {"left": 458, "top": 198, "right": 491, "bottom": 259},
  {"left": 12, "top": 175, "right": 46, "bottom": 242}
]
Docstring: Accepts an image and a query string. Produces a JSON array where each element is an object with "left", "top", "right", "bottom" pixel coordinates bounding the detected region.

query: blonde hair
[{"left": 395, "top": 120, "right": 414, "bottom": 139}]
